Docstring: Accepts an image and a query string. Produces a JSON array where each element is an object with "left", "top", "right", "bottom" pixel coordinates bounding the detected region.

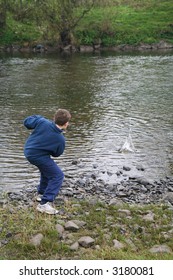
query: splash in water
[{"left": 119, "top": 133, "right": 135, "bottom": 153}]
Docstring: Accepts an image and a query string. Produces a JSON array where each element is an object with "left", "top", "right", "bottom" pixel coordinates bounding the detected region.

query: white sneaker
[{"left": 36, "top": 202, "right": 59, "bottom": 215}]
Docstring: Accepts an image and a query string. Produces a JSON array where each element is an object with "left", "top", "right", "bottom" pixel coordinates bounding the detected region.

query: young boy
[{"left": 24, "top": 109, "right": 71, "bottom": 214}]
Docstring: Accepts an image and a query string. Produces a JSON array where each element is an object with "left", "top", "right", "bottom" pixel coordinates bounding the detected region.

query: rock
[
  {"left": 76, "top": 179, "right": 86, "bottom": 187},
  {"left": 137, "top": 177, "right": 153, "bottom": 186},
  {"left": 156, "top": 41, "right": 173, "bottom": 49},
  {"left": 80, "top": 45, "right": 94, "bottom": 52},
  {"left": 109, "top": 198, "right": 124, "bottom": 206},
  {"left": 61, "top": 189, "right": 74, "bottom": 197},
  {"left": 142, "top": 211, "right": 155, "bottom": 222},
  {"left": 133, "top": 225, "right": 145, "bottom": 234},
  {"left": 78, "top": 236, "right": 95, "bottom": 248},
  {"left": 117, "top": 191, "right": 128, "bottom": 197},
  {"left": 116, "top": 170, "right": 123, "bottom": 176},
  {"left": 90, "top": 173, "right": 97, "bottom": 180},
  {"left": 123, "top": 166, "right": 131, "bottom": 171},
  {"left": 30, "top": 233, "right": 43, "bottom": 246},
  {"left": 0, "top": 199, "right": 7, "bottom": 208},
  {"left": 149, "top": 244, "right": 172, "bottom": 254},
  {"left": 95, "top": 244, "right": 101, "bottom": 250},
  {"left": 88, "top": 198, "right": 100, "bottom": 205},
  {"left": 162, "top": 192, "right": 173, "bottom": 205},
  {"left": 71, "top": 220, "right": 86, "bottom": 228},
  {"left": 125, "top": 239, "right": 137, "bottom": 251},
  {"left": 70, "top": 242, "right": 79, "bottom": 251},
  {"left": 113, "top": 239, "right": 125, "bottom": 249},
  {"left": 107, "top": 171, "right": 113, "bottom": 176},
  {"left": 136, "top": 165, "right": 145, "bottom": 171},
  {"left": 63, "top": 233, "right": 75, "bottom": 245},
  {"left": 6, "top": 232, "right": 13, "bottom": 238},
  {"left": 118, "top": 209, "right": 131, "bottom": 217},
  {"left": 71, "top": 160, "right": 79, "bottom": 165},
  {"left": 0, "top": 239, "right": 8, "bottom": 246},
  {"left": 55, "top": 224, "right": 64, "bottom": 237},
  {"left": 64, "top": 221, "right": 79, "bottom": 231}
]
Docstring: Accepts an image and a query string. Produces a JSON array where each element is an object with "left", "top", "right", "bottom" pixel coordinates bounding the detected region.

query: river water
[{"left": 0, "top": 51, "right": 173, "bottom": 192}]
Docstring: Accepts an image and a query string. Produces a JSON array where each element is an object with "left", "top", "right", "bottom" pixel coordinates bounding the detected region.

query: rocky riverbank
[
  {"left": 2, "top": 168, "right": 173, "bottom": 208},
  {"left": 0, "top": 40, "right": 173, "bottom": 54}
]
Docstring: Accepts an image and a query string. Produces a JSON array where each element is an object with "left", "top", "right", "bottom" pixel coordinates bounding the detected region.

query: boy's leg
[
  {"left": 37, "top": 173, "right": 48, "bottom": 195},
  {"left": 37, "top": 157, "right": 64, "bottom": 204}
]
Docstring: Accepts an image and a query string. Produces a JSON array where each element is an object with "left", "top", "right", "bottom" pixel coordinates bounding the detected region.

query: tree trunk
[
  {"left": 60, "top": 29, "right": 71, "bottom": 47},
  {"left": 0, "top": 1, "right": 6, "bottom": 34}
]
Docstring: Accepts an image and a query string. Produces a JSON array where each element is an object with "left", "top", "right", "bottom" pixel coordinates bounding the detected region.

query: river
[{"left": 0, "top": 50, "right": 173, "bottom": 192}]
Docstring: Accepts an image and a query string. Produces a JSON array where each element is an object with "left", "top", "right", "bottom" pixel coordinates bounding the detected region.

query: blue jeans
[{"left": 27, "top": 156, "right": 64, "bottom": 202}]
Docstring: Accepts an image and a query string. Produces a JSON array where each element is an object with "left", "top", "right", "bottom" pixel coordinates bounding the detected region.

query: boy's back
[{"left": 24, "top": 115, "right": 65, "bottom": 158}]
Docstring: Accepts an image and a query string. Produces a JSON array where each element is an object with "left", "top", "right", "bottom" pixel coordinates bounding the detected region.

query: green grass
[
  {"left": 0, "top": 13, "right": 39, "bottom": 45},
  {"left": 0, "top": 199, "right": 173, "bottom": 260},
  {"left": 75, "top": 0, "right": 173, "bottom": 46},
  {"left": 0, "top": 0, "right": 173, "bottom": 46}
]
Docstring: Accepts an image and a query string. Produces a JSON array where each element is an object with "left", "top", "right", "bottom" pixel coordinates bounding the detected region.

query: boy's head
[{"left": 54, "top": 109, "right": 71, "bottom": 129}]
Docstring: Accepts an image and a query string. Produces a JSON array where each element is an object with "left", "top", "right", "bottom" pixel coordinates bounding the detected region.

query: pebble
[
  {"left": 55, "top": 224, "right": 64, "bottom": 237},
  {"left": 149, "top": 244, "right": 172, "bottom": 254},
  {"left": 142, "top": 211, "right": 155, "bottom": 222},
  {"left": 30, "top": 233, "right": 43, "bottom": 246},
  {"left": 70, "top": 242, "right": 79, "bottom": 251},
  {"left": 113, "top": 239, "right": 125, "bottom": 249},
  {"left": 64, "top": 221, "right": 79, "bottom": 231},
  {"left": 78, "top": 236, "right": 95, "bottom": 248},
  {"left": 118, "top": 209, "right": 131, "bottom": 217}
]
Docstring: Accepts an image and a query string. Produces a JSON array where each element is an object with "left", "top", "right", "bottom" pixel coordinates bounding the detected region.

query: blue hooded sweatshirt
[{"left": 24, "top": 115, "right": 65, "bottom": 158}]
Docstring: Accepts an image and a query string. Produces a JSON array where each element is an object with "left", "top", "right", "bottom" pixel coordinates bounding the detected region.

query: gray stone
[
  {"left": 95, "top": 245, "right": 101, "bottom": 250},
  {"left": 70, "top": 242, "right": 79, "bottom": 251},
  {"left": 113, "top": 239, "right": 125, "bottom": 249},
  {"left": 64, "top": 221, "right": 79, "bottom": 231},
  {"left": 162, "top": 192, "right": 173, "bottom": 205},
  {"left": 71, "top": 220, "right": 86, "bottom": 228},
  {"left": 136, "top": 165, "right": 145, "bottom": 171},
  {"left": 123, "top": 166, "right": 131, "bottom": 171},
  {"left": 125, "top": 239, "right": 137, "bottom": 251},
  {"left": 137, "top": 177, "right": 153, "bottom": 186},
  {"left": 30, "top": 233, "right": 43, "bottom": 246},
  {"left": 55, "top": 224, "right": 64, "bottom": 237},
  {"left": 142, "top": 211, "right": 155, "bottom": 222},
  {"left": 118, "top": 209, "right": 131, "bottom": 216},
  {"left": 109, "top": 198, "right": 123, "bottom": 206},
  {"left": 149, "top": 245, "right": 172, "bottom": 254},
  {"left": 78, "top": 236, "right": 95, "bottom": 248}
]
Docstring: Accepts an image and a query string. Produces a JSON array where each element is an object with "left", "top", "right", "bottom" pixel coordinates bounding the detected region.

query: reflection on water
[{"left": 0, "top": 51, "right": 173, "bottom": 191}]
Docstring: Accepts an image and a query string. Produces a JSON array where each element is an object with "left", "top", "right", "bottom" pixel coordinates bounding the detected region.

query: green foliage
[
  {"left": 75, "top": 1, "right": 173, "bottom": 45},
  {"left": 0, "top": 0, "right": 173, "bottom": 46},
  {"left": 0, "top": 10, "right": 42, "bottom": 44}
]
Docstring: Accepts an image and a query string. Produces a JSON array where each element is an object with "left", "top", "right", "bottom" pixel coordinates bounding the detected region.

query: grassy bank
[
  {"left": 0, "top": 0, "right": 173, "bottom": 47},
  {"left": 75, "top": 0, "right": 173, "bottom": 46},
  {"left": 0, "top": 198, "right": 173, "bottom": 260}
]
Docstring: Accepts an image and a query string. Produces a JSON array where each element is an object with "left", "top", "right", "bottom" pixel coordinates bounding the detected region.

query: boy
[{"left": 24, "top": 109, "right": 71, "bottom": 214}]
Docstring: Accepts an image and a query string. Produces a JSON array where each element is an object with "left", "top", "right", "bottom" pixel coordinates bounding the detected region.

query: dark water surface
[{"left": 0, "top": 51, "right": 173, "bottom": 192}]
